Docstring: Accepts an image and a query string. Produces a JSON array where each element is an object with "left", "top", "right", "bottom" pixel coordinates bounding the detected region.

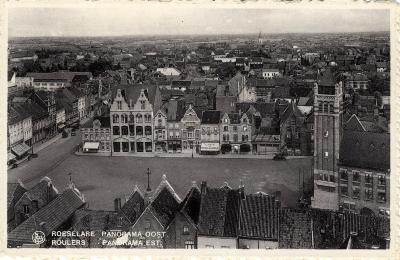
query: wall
[
  {"left": 238, "top": 238, "right": 278, "bottom": 249},
  {"left": 197, "top": 236, "right": 237, "bottom": 249},
  {"left": 165, "top": 213, "right": 197, "bottom": 249}
]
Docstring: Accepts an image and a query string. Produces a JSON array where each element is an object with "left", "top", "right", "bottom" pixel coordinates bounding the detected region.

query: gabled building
[
  {"left": 200, "top": 110, "right": 221, "bottom": 154},
  {"left": 153, "top": 108, "right": 168, "bottom": 153},
  {"left": 110, "top": 84, "right": 162, "bottom": 154},
  {"left": 128, "top": 175, "right": 181, "bottom": 248},
  {"left": 180, "top": 104, "right": 201, "bottom": 154},
  {"left": 165, "top": 182, "right": 202, "bottom": 249},
  {"left": 220, "top": 112, "right": 251, "bottom": 154}
]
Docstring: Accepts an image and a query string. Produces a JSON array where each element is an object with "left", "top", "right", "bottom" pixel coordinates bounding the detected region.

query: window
[
  {"left": 365, "top": 189, "right": 373, "bottom": 201},
  {"left": 117, "top": 101, "right": 122, "bottom": 110},
  {"left": 352, "top": 187, "right": 360, "bottom": 199},
  {"left": 140, "top": 100, "right": 146, "bottom": 110},
  {"left": 183, "top": 226, "right": 189, "bottom": 234},
  {"left": 242, "top": 135, "right": 248, "bottom": 142},
  {"left": 121, "top": 126, "right": 129, "bottom": 136},
  {"left": 145, "top": 126, "right": 152, "bottom": 136},
  {"left": 137, "top": 142, "right": 144, "bottom": 152},
  {"left": 158, "top": 119, "right": 162, "bottom": 126},
  {"left": 353, "top": 171, "right": 360, "bottom": 183},
  {"left": 145, "top": 142, "right": 152, "bottom": 152},
  {"left": 113, "top": 126, "right": 120, "bottom": 135},
  {"left": 224, "top": 118, "right": 228, "bottom": 123},
  {"left": 233, "top": 134, "right": 238, "bottom": 142},
  {"left": 233, "top": 126, "right": 238, "bottom": 131},
  {"left": 243, "top": 126, "right": 247, "bottom": 132},
  {"left": 136, "top": 126, "right": 143, "bottom": 136},
  {"left": 340, "top": 169, "right": 348, "bottom": 180},
  {"left": 113, "top": 142, "right": 121, "bottom": 152},
  {"left": 185, "top": 240, "right": 195, "bottom": 249},
  {"left": 122, "top": 142, "right": 129, "bottom": 152},
  {"left": 223, "top": 126, "right": 228, "bottom": 132},
  {"left": 136, "top": 114, "right": 143, "bottom": 123},
  {"left": 378, "top": 175, "right": 386, "bottom": 186},
  {"left": 145, "top": 220, "right": 151, "bottom": 229},
  {"left": 324, "top": 151, "right": 329, "bottom": 158},
  {"left": 23, "top": 205, "right": 30, "bottom": 214},
  {"left": 365, "top": 173, "right": 372, "bottom": 185},
  {"left": 340, "top": 186, "right": 348, "bottom": 197},
  {"left": 378, "top": 191, "right": 386, "bottom": 202},
  {"left": 145, "top": 114, "right": 152, "bottom": 123},
  {"left": 113, "top": 114, "right": 119, "bottom": 123},
  {"left": 121, "top": 114, "right": 128, "bottom": 123}
]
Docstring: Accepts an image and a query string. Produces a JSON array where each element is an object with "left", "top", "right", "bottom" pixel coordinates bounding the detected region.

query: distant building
[
  {"left": 27, "top": 72, "right": 93, "bottom": 91},
  {"left": 262, "top": 68, "right": 281, "bottom": 79},
  {"left": 219, "top": 112, "right": 251, "bottom": 154},
  {"left": 180, "top": 105, "right": 201, "bottom": 154}
]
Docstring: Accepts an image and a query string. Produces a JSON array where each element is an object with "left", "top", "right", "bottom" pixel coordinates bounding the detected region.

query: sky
[{"left": 8, "top": 7, "right": 390, "bottom": 37}]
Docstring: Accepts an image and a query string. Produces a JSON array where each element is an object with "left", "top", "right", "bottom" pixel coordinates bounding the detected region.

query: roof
[
  {"left": 111, "top": 84, "right": 160, "bottom": 109},
  {"left": 197, "top": 185, "right": 240, "bottom": 237},
  {"left": 280, "top": 102, "right": 304, "bottom": 124},
  {"left": 227, "top": 113, "right": 241, "bottom": 124},
  {"left": 279, "top": 208, "right": 389, "bottom": 249},
  {"left": 339, "top": 130, "right": 390, "bottom": 171},
  {"left": 26, "top": 72, "right": 92, "bottom": 82},
  {"left": 201, "top": 110, "right": 221, "bottom": 124},
  {"left": 180, "top": 184, "right": 202, "bottom": 224},
  {"left": 7, "top": 182, "right": 27, "bottom": 222},
  {"left": 317, "top": 69, "right": 336, "bottom": 86},
  {"left": 165, "top": 99, "right": 186, "bottom": 122},
  {"left": 238, "top": 193, "right": 280, "bottom": 240},
  {"left": 236, "top": 102, "right": 276, "bottom": 118},
  {"left": 121, "top": 186, "right": 145, "bottom": 224},
  {"left": 14, "top": 102, "right": 48, "bottom": 121},
  {"left": 150, "top": 187, "right": 181, "bottom": 228},
  {"left": 8, "top": 188, "right": 85, "bottom": 243}
]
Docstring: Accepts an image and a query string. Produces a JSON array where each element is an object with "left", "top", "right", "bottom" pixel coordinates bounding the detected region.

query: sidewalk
[
  {"left": 75, "top": 150, "right": 311, "bottom": 160},
  {"left": 32, "top": 133, "right": 63, "bottom": 154}
]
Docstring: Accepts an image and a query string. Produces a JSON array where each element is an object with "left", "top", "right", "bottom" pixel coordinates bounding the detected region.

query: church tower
[{"left": 311, "top": 69, "right": 343, "bottom": 210}]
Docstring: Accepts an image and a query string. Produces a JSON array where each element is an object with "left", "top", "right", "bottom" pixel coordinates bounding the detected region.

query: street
[{"left": 8, "top": 133, "right": 313, "bottom": 210}]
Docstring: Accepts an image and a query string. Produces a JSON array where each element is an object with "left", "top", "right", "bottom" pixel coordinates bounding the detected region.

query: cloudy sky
[{"left": 8, "top": 7, "right": 389, "bottom": 37}]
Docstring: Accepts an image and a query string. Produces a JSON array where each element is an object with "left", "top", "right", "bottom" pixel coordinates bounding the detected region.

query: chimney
[
  {"left": 239, "top": 184, "right": 245, "bottom": 200},
  {"left": 114, "top": 198, "right": 121, "bottom": 211},
  {"left": 200, "top": 181, "right": 207, "bottom": 195}
]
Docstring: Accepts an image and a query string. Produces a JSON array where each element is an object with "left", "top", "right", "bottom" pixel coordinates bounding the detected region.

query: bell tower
[{"left": 311, "top": 69, "right": 343, "bottom": 210}]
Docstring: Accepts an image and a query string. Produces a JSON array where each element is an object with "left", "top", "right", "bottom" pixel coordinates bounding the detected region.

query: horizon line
[{"left": 9, "top": 30, "right": 390, "bottom": 39}]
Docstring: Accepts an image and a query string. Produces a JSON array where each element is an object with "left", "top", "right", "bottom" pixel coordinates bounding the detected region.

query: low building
[{"left": 81, "top": 116, "right": 111, "bottom": 153}]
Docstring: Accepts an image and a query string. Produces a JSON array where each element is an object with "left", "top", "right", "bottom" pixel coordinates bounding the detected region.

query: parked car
[
  {"left": 273, "top": 153, "right": 287, "bottom": 161},
  {"left": 62, "top": 130, "right": 69, "bottom": 138}
]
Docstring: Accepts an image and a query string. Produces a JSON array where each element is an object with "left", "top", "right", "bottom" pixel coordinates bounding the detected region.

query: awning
[
  {"left": 83, "top": 142, "right": 100, "bottom": 150},
  {"left": 11, "top": 143, "right": 31, "bottom": 157},
  {"left": 8, "top": 152, "right": 16, "bottom": 162},
  {"left": 200, "top": 142, "right": 220, "bottom": 152}
]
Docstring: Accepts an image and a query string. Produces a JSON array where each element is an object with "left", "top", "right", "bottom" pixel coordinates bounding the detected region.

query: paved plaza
[{"left": 9, "top": 134, "right": 312, "bottom": 210}]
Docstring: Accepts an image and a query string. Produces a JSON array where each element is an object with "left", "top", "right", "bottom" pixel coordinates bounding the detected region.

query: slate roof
[
  {"left": 8, "top": 188, "right": 85, "bottom": 243},
  {"left": 7, "top": 182, "right": 27, "bottom": 222},
  {"left": 278, "top": 208, "right": 389, "bottom": 249},
  {"left": 180, "top": 184, "right": 202, "bottom": 225},
  {"left": 280, "top": 102, "right": 304, "bottom": 125},
  {"left": 27, "top": 72, "right": 92, "bottom": 82},
  {"left": 111, "top": 84, "right": 159, "bottom": 108},
  {"left": 238, "top": 193, "right": 280, "bottom": 240},
  {"left": 150, "top": 187, "right": 181, "bottom": 228},
  {"left": 339, "top": 130, "right": 390, "bottom": 171},
  {"left": 197, "top": 185, "right": 240, "bottom": 237},
  {"left": 13, "top": 102, "right": 48, "bottom": 122},
  {"left": 121, "top": 186, "right": 145, "bottom": 224},
  {"left": 236, "top": 102, "right": 276, "bottom": 118},
  {"left": 201, "top": 110, "right": 221, "bottom": 124}
]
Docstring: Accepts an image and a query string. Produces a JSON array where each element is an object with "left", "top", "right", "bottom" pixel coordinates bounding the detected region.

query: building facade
[{"left": 311, "top": 72, "right": 343, "bottom": 210}]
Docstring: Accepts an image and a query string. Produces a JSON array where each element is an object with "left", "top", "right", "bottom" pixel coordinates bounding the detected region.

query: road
[{"left": 8, "top": 133, "right": 313, "bottom": 211}]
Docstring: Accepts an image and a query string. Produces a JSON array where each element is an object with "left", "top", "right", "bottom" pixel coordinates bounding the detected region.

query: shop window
[
  {"left": 137, "top": 142, "right": 144, "bottom": 152},
  {"left": 145, "top": 126, "right": 152, "bottom": 136},
  {"left": 122, "top": 142, "right": 129, "bottom": 152},
  {"left": 145, "top": 142, "right": 152, "bottom": 152},
  {"left": 113, "top": 142, "right": 121, "bottom": 152}
]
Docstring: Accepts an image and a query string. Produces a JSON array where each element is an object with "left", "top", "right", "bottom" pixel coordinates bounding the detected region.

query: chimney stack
[
  {"left": 114, "top": 198, "right": 122, "bottom": 211},
  {"left": 200, "top": 181, "right": 207, "bottom": 195}
]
